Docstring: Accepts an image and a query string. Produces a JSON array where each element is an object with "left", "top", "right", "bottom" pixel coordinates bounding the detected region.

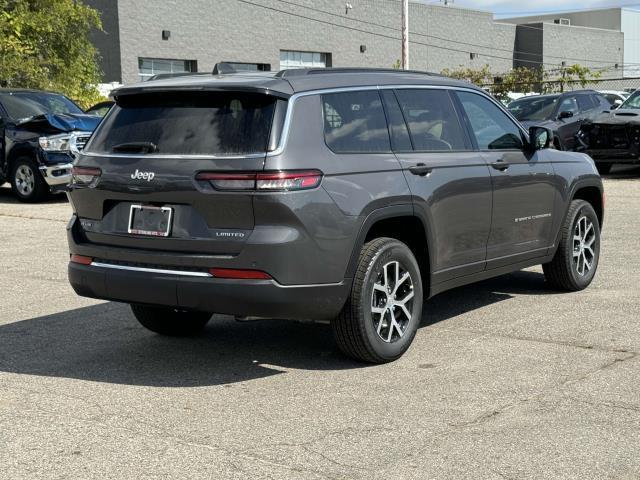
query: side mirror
[
  {"left": 558, "top": 110, "right": 574, "bottom": 119},
  {"left": 610, "top": 103, "right": 619, "bottom": 110},
  {"left": 529, "top": 126, "right": 552, "bottom": 150}
]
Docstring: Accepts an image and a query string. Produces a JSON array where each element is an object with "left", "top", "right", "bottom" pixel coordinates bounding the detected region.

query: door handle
[
  {"left": 408, "top": 163, "right": 432, "bottom": 176},
  {"left": 491, "top": 160, "right": 509, "bottom": 171}
]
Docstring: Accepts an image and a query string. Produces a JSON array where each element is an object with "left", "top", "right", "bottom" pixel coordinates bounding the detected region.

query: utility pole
[{"left": 402, "top": 0, "right": 409, "bottom": 70}]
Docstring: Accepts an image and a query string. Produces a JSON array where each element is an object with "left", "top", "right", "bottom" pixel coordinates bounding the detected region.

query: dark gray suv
[{"left": 67, "top": 68, "right": 604, "bottom": 363}]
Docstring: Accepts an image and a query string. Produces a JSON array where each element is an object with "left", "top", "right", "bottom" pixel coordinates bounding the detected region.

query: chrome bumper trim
[
  {"left": 39, "top": 162, "right": 73, "bottom": 186},
  {"left": 90, "top": 262, "right": 213, "bottom": 278}
]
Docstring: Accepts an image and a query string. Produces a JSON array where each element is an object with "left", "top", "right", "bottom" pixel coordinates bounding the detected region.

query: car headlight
[{"left": 39, "top": 133, "right": 72, "bottom": 152}]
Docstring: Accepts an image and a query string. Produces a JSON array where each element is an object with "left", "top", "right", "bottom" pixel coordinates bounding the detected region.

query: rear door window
[
  {"left": 322, "top": 91, "right": 391, "bottom": 153},
  {"left": 87, "top": 91, "right": 277, "bottom": 155},
  {"left": 394, "top": 89, "right": 468, "bottom": 151}
]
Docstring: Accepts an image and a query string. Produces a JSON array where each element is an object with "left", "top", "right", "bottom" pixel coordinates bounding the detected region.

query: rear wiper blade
[{"left": 112, "top": 142, "right": 158, "bottom": 154}]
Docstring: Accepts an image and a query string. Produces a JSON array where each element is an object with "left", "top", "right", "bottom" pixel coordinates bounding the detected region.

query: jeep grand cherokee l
[{"left": 67, "top": 68, "right": 604, "bottom": 363}]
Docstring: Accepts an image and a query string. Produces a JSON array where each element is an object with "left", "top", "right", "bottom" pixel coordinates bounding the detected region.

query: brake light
[
  {"left": 209, "top": 268, "right": 272, "bottom": 279},
  {"left": 196, "top": 170, "right": 323, "bottom": 191},
  {"left": 70, "top": 254, "right": 93, "bottom": 265},
  {"left": 71, "top": 166, "right": 101, "bottom": 185},
  {"left": 256, "top": 171, "right": 322, "bottom": 190}
]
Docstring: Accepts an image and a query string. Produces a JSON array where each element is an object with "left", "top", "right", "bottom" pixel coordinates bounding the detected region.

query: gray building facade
[
  {"left": 86, "top": 0, "right": 623, "bottom": 86},
  {"left": 504, "top": 8, "right": 634, "bottom": 77}
]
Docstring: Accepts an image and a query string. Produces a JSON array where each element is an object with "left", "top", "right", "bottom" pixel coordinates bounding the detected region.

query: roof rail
[{"left": 275, "top": 67, "right": 446, "bottom": 78}]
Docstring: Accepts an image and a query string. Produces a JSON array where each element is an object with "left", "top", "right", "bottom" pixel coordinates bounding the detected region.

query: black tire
[
  {"left": 332, "top": 237, "right": 423, "bottom": 364},
  {"left": 131, "top": 304, "right": 212, "bottom": 336},
  {"left": 10, "top": 157, "right": 47, "bottom": 202},
  {"left": 543, "top": 200, "right": 601, "bottom": 291},
  {"left": 596, "top": 163, "right": 612, "bottom": 175}
]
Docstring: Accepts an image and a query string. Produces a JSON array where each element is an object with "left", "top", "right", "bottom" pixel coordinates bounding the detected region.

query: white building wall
[{"left": 621, "top": 9, "right": 640, "bottom": 77}]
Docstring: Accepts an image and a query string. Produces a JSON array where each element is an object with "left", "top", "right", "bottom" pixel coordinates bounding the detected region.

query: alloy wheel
[
  {"left": 371, "top": 260, "right": 415, "bottom": 343},
  {"left": 15, "top": 164, "right": 35, "bottom": 197},
  {"left": 573, "top": 215, "right": 596, "bottom": 276}
]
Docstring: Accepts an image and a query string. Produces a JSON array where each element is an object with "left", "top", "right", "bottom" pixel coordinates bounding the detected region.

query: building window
[
  {"left": 224, "top": 62, "right": 271, "bottom": 72},
  {"left": 280, "top": 50, "right": 331, "bottom": 70},
  {"left": 138, "top": 58, "right": 197, "bottom": 81}
]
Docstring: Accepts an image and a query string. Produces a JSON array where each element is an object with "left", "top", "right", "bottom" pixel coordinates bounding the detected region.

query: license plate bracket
[{"left": 128, "top": 204, "right": 173, "bottom": 237}]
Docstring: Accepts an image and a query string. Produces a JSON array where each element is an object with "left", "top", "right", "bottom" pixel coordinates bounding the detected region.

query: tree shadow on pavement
[{"left": 0, "top": 270, "right": 558, "bottom": 387}]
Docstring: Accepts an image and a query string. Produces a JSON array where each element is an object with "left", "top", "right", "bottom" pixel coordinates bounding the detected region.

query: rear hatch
[{"left": 69, "top": 89, "right": 287, "bottom": 255}]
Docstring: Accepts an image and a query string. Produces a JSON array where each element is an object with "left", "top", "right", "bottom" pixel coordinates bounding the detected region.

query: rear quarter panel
[{"left": 263, "top": 94, "right": 412, "bottom": 283}]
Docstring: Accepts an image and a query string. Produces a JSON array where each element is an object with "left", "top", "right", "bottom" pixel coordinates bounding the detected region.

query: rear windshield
[{"left": 86, "top": 91, "right": 277, "bottom": 155}]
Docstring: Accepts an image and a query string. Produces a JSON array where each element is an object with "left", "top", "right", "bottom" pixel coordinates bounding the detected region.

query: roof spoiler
[{"left": 212, "top": 62, "right": 237, "bottom": 75}]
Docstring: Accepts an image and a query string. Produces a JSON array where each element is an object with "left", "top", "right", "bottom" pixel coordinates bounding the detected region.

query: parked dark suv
[
  {"left": 67, "top": 69, "right": 604, "bottom": 363},
  {"left": 0, "top": 89, "right": 100, "bottom": 201},
  {"left": 507, "top": 90, "right": 611, "bottom": 151}
]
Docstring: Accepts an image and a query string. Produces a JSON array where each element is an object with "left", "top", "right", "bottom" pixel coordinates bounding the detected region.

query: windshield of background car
[
  {"left": 508, "top": 96, "right": 559, "bottom": 121},
  {"left": 87, "top": 91, "right": 277, "bottom": 155},
  {"left": 619, "top": 91, "right": 640, "bottom": 109},
  {"left": 0, "top": 92, "right": 84, "bottom": 122}
]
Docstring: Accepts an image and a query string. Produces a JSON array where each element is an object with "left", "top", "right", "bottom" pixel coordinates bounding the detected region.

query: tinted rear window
[
  {"left": 87, "top": 92, "right": 277, "bottom": 155},
  {"left": 322, "top": 91, "right": 391, "bottom": 153}
]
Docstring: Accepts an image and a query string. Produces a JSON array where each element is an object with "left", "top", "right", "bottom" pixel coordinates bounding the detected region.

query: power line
[
  {"left": 268, "top": 0, "right": 623, "bottom": 66},
  {"left": 235, "top": 0, "right": 562, "bottom": 67}
]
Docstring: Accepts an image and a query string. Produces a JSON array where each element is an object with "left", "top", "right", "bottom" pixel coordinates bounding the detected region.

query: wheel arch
[
  {"left": 7, "top": 144, "right": 39, "bottom": 172},
  {"left": 572, "top": 182, "right": 604, "bottom": 227},
  {"left": 550, "top": 178, "right": 604, "bottom": 257},
  {"left": 345, "top": 205, "right": 432, "bottom": 290}
]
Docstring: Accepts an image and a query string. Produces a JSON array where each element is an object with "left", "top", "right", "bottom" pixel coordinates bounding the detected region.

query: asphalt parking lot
[{"left": 1, "top": 166, "right": 639, "bottom": 480}]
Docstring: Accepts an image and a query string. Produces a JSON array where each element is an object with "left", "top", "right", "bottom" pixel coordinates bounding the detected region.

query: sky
[{"left": 449, "top": 0, "right": 640, "bottom": 16}]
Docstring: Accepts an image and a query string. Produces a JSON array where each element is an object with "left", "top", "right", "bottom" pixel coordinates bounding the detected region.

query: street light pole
[{"left": 402, "top": 0, "right": 409, "bottom": 70}]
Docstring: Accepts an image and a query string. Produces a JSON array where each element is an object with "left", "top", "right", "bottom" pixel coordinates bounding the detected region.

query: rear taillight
[
  {"left": 70, "top": 254, "right": 93, "bottom": 265},
  {"left": 71, "top": 166, "right": 101, "bottom": 185},
  {"left": 256, "top": 171, "right": 322, "bottom": 190},
  {"left": 196, "top": 170, "right": 323, "bottom": 191},
  {"left": 209, "top": 268, "right": 272, "bottom": 280},
  {"left": 196, "top": 172, "right": 256, "bottom": 190}
]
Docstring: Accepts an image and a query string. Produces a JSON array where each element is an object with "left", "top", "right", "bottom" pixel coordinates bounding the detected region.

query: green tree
[
  {"left": 440, "top": 64, "right": 493, "bottom": 85},
  {"left": 552, "top": 64, "right": 602, "bottom": 92},
  {"left": 0, "top": 0, "right": 104, "bottom": 109},
  {"left": 491, "top": 66, "right": 546, "bottom": 101}
]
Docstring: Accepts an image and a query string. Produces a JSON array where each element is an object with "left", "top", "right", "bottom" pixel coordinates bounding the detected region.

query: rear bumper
[{"left": 68, "top": 261, "right": 351, "bottom": 321}]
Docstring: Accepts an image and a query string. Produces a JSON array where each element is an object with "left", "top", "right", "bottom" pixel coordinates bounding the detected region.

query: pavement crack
[
  {"left": 560, "top": 352, "right": 637, "bottom": 388},
  {"left": 0, "top": 212, "right": 67, "bottom": 223},
  {"left": 563, "top": 394, "right": 640, "bottom": 414},
  {"left": 300, "top": 444, "right": 365, "bottom": 471},
  {"left": 450, "top": 352, "right": 637, "bottom": 429},
  {"left": 438, "top": 327, "right": 640, "bottom": 356}
]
